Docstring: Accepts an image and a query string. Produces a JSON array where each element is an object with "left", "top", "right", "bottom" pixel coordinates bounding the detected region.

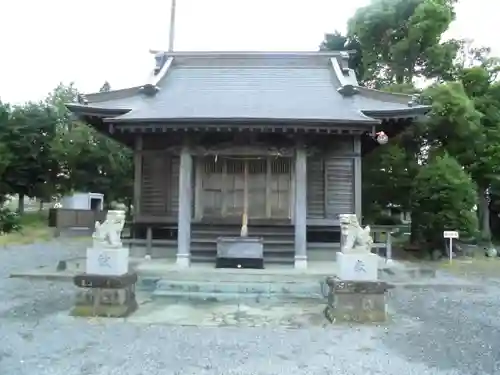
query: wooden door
[
  {"left": 198, "top": 156, "right": 292, "bottom": 220},
  {"left": 199, "top": 157, "right": 224, "bottom": 217},
  {"left": 269, "top": 157, "right": 292, "bottom": 219},
  {"left": 224, "top": 159, "right": 245, "bottom": 217},
  {"left": 247, "top": 159, "right": 267, "bottom": 218}
]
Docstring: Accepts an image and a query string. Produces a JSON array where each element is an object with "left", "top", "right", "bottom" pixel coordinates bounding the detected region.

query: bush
[
  {"left": 0, "top": 207, "right": 22, "bottom": 234},
  {"left": 411, "top": 153, "right": 479, "bottom": 252},
  {"left": 372, "top": 214, "right": 402, "bottom": 226}
]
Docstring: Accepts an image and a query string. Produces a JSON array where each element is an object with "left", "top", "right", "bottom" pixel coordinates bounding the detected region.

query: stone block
[
  {"left": 71, "top": 284, "right": 137, "bottom": 318},
  {"left": 337, "top": 252, "right": 378, "bottom": 281},
  {"left": 86, "top": 247, "right": 129, "bottom": 276},
  {"left": 324, "top": 277, "right": 393, "bottom": 323},
  {"left": 73, "top": 272, "right": 138, "bottom": 289},
  {"left": 71, "top": 272, "right": 138, "bottom": 318}
]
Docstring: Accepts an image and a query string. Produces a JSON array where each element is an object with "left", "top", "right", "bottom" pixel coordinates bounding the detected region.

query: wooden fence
[{"left": 49, "top": 209, "right": 107, "bottom": 236}]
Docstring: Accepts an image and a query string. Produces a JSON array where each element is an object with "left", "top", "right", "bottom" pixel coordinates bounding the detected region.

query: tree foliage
[
  {"left": 320, "top": 31, "right": 364, "bottom": 81},
  {"left": 0, "top": 82, "right": 133, "bottom": 213},
  {"left": 411, "top": 154, "right": 479, "bottom": 248},
  {"left": 0, "top": 102, "right": 59, "bottom": 212},
  {"left": 320, "top": 0, "right": 500, "bottom": 249},
  {"left": 363, "top": 141, "right": 416, "bottom": 220},
  {"left": 347, "top": 0, "right": 460, "bottom": 86}
]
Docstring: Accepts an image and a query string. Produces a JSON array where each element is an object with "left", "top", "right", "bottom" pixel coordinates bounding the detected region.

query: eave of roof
[{"left": 102, "top": 116, "right": 380, "bottom": 125}]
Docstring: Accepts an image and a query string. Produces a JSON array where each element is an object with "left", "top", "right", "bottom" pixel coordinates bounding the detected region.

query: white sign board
[
  {"left": 443, "top": 231, "right": 459, "bottom": 239},
  {"left": 443, "top": 231, "right": 459, "bottom": 263}
]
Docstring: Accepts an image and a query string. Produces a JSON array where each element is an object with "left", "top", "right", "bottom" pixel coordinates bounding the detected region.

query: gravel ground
[{"left": 1, "top": 240, "right": 500, "bottom": 375}]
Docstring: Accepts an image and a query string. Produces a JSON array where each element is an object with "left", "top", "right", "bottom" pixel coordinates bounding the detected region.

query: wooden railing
[{"left": 370, "top": 225, "right": 402, "bottom": 261}]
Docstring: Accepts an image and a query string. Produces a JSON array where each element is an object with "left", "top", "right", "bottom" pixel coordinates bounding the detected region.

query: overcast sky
[{"left": 1, "top": 0, "right": 497, "bottom": 104}]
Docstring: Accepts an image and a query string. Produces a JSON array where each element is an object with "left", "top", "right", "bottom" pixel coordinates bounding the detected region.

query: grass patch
[
  {"left": 438, "top": 256, "right": 500, "bottom": 278},
  {"left": 0, "top": 211, "right": 53, "bottom": 246}
]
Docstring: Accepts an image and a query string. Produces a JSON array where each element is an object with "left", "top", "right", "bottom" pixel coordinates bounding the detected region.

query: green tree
[
  {"left": 319, "top": 31, "right": 364, "bottom": 81},
  {"left": 45, "top": 82, "right": 134, "bottom": 208},
  {"left": 45, "top": 82, "right": 79, "bottom": 132},
  {"left": 0, "top": 102, "right": 59, "bottom": 213},
  {"left": 347, "top": 0, "right": 460, "bottom": 86},
  {"left": 411, "top": 153, "right": 478, "bottom": 251},
  {"left": 424, "top": 64, "right": 500, "bottom": 242},
  {"left": 363, "top": 141, "right": 416, "bottom": 222},
  {"left": 0, "top": 101, "right": 12, "bottom": 202}
]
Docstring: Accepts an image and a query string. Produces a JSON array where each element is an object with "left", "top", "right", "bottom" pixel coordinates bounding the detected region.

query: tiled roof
[{"left": 67, "top": 51, "right": 429, "bottom": 124}]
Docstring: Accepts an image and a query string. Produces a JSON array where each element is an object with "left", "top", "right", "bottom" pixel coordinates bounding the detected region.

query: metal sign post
[{"left": 443, "top": 231, "right": 459, "bottom": 263}]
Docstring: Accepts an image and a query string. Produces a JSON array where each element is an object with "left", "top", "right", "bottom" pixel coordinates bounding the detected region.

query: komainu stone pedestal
[
  {"left": 324, "top": 277, "right": 394, "bottom": 323},
  {"left": 71, "top": 272, "right": 138, "bottom": 318}
]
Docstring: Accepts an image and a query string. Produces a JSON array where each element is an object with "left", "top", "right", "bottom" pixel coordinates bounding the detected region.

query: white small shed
[{"left": 60, "top": 192, "right": 104, "bottom": 210}]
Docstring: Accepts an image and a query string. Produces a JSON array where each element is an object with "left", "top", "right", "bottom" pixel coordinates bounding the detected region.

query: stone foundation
[
  {"left": 71, "top": 272, "right": 138, "bottom": 318},
  {"left": 324, "top": 277, "right": 393, "bottom": 323}
]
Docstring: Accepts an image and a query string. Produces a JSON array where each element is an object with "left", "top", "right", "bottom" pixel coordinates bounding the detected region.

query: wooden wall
[
  {"left": 306, "top": 136, "right": 357, "bottom": 221},
  {"left": 138, "top": 153, "right": 179, "bottom": 219},
  {"left": 134, "top": 133, "right": 360, "bottom": 224}
]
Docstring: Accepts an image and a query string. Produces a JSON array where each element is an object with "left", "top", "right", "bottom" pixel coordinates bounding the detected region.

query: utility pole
[{"left": 168, "top": 0, "right": 177, "bottom": 52}]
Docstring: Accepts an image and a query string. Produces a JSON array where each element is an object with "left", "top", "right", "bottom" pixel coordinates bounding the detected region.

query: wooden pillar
[
  {"left": 194, "top": 157, "right": 203, "bottom": 221},
  {"left": 265, "top": 157, "right": 272, "bottom": 218},
  {"left": 176, "top": 144, "right": 192, "bottom": 267},
  {"left": 133, "top": 135, "right": 143, "bottom": 218},
  {"left": 146, "top": 226, "right": 153, "bottom": 256},
  {"left": 354, "top": 136, "right": 362, "bottom": 220},
  {"left": 241, "top": 159, "right": 249, "bottom": 236},
  {"left": 294, "top": 144, "right": 307, "bottom": 269},
  {"left": 386, "top": 229, "right": 393, "bottom": 263}
]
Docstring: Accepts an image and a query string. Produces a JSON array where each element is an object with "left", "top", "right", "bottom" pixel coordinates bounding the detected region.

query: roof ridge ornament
[
  {"left": 154, "top": 53, "right": 168, "bottom": 75},
  {"left": 146, "top": 56, "right": 174, "bottom": 94},
  {"left": 339, "top": 51, "right": 350, "bottom": 73},
  {"left": 140, "top": 84, "right": 160, "bottom": 96},
  {"left": 408, "top": 94, "right": 421, "bottom": 107},
  {"left": 329, "top": 57, "right": 360, "bottom": 95},
  {"left": 337, "top": 84, "right": 359, "bottom": 97},
  {"left": 77, "top": 94, "right": 88, "bottom": 105}
]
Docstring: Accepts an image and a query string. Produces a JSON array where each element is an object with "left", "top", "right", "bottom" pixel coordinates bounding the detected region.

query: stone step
[
  {"left": 152, "top": 279, "right": 325, "bottom": 300},
  {"left": 190, "top": 254, "right": 294, "bottom": 264},
  {"left": 191, "top": 225, "right": 294, "bottom": 234},
  {"left": 190, "top": 247, "right": 295, "bottom": 257},
  {"left": 124, "top": 239, "right": 177, "bottom": 247},
  {"left": 190, "top": 244, "right": 295, "bottom": 253},
  {"left": 191, "top": 237, "right": 294, "bottom": 245},
  {"left": 124, "top": 238, "right": 340, "bottom": 250},
  {"left": 151, "top": 291, "right": 323, "bottom": 302},
  {"left": 191, "top": 229, "right": 294, "bottom": 236}
]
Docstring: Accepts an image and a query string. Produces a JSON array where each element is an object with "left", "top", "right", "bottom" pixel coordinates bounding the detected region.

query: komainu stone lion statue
[
  {"left": 339, "top": 214, "right": 373, "bottom": 254},
  {"left": 92, "top": 210, "right": 126, "bottom": 248}
]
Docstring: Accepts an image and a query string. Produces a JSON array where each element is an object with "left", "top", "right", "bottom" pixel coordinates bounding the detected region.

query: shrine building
[{"left": 67, "top": 50, "right": 429, "bottom": 268}]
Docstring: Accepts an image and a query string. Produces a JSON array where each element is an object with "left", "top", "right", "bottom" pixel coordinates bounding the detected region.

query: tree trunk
[
  {"left": 479, "top": 188, "right": 491, "bottom": 242},
  {"left": 39, "top": 199, "right": 44, "bottom": 211},
  {"left": 17, "top": 194, "right": 25, "bottom": 215}
]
